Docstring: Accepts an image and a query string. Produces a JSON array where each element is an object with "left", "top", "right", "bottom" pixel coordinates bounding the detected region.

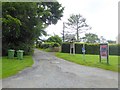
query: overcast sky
[{"left": 44, "top": 0, "right": 119, "bottom": 41}]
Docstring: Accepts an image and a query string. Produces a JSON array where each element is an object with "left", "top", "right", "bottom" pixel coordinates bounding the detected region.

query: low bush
[
  {"left": 39, "top": 42, "right": 60, "bottom": 49},
  {"left": 40, "top": 42, "right": 52, "bottom": 49}
]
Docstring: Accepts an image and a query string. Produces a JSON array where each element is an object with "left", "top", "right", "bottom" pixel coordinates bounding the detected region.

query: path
[{"left": 2, "top": 49, "right": 118, "bottom": 88}]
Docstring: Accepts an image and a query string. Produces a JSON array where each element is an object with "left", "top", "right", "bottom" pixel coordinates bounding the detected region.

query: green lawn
[
  {"left": 55, "top": 52, "right": 119, "bottom": 72},
  {"left": 1, "top": 56, "right": 34, "bottom": 79}
]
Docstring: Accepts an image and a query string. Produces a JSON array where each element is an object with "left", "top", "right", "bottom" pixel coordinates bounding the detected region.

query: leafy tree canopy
[
  {"left": 82, "top": 33, "right": 100, "bottom": 43},
  {"left": 66, "top": 14, "right": 91, "bottom": 41},
  {"left": 47, "top": 35, "right": 62, "bottom": 45},
  {"left": 2, "top": 2, "right": 64, "bottom": 55}
]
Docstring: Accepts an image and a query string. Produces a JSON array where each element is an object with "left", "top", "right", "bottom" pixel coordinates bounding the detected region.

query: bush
[
  {"left": 40, "top": 42, "right": 52, "bottom": 49},
  {"left": 50, "top": 47, "right": 61, "bottom": 52},
  {"left": 40, "top": 42, "right": 60, "bottom": 49},
  {"left": 52, "top": 43, "right": 60, "bottom": 47},
  {"left": 61, "top": 43, "right": 120, "bottom": 55},
  {"left": 85, "top": 44, "right": 99, "bottom": 55},
  {"left": 47, "top": 35, "right": 62, "bottom": 45},
  {"left": 2, "top": 42, "right": 34, "bottom": 56},
  {"left": 61, "top": 43, "right": 70, "bottom": 53},
  {"left": 109, "top": 44, "right": 120, "bottom": 55},
  {"left": 39, "top": 42, "right": 61, "bottom": 52}
]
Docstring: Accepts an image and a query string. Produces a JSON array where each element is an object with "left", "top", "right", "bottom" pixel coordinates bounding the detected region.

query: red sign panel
[
  {"left": 100, "top": 44, "right": 109, "bottom": 64},
  {"left": 100, "top": 45, "right": 108, "bottom": 59}
]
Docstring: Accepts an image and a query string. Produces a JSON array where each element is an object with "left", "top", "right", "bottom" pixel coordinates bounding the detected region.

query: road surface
[{"left": 2, "top": 49, "right": 118, "bottom": 88}]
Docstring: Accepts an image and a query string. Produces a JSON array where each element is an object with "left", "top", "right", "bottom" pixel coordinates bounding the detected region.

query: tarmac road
[{"left": 2, "top": 49, "right": 118, "bottom": 88}]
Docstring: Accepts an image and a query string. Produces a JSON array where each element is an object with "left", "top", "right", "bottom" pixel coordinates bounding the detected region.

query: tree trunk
[{"left": 63, "top": 22, "right": 65, "bottom": 42}]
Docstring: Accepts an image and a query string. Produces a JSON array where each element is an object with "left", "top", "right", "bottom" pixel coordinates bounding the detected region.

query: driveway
[{"left": 2, "top": 49, "right": 118, "bottom": 88}]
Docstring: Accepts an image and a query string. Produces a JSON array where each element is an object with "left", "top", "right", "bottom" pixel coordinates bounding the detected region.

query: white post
[
  {"left": 82, "top": 42, "right": 85, "bottom": 61},
  {"left": 70, "top": 44, "right": 71, "bottom": 54},
  {"left": 70, "top": 40, "right": 75, "bottom": 55},
  {"left": 73, "top": 43, "right": 75, "bottom": 55}
]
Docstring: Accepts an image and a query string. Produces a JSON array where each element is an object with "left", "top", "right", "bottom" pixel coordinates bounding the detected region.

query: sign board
[
  {"left": 99, "top": 44, "right": 109, "bottom": 64},
  {"left": 82, "top": 47, "right": 85, "bottom": 53}
]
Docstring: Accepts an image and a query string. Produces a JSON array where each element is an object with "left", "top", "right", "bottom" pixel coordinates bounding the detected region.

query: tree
[
  {"left": 66, "top": 14, "right": 91, "bottom": 41},
  {"left": 107, "top": 40, "right": 116, "bottom": 44},
  {"left": 2, "top": 2, "right": 64, "bottom": 55},
  {"left": 64, "top": 34, "right": 76, "bottom": 42},
  {"left": 47, "top": 35, "right": 62, "bottom": 45},
  {"left": 82, "top": 33, "right": 100, "bottom": 43},
  {"left": 100, "top": 36, "right": 107, "bottom": 43}
]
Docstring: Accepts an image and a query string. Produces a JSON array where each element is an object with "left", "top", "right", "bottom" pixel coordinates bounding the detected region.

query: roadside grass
[
  {"left": 1, "top": 56, "right": 34, "bottom": 79},
  {"left": 55, "top": 52, "right": 119, "bottom": 72},
  {"left": 0, "top": 57, "right": 2, "bottom": 79}
]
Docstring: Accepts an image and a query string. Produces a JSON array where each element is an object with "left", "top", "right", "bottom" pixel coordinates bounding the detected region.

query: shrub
[
  {"left": 47, "top": 35, "right": 62, "bottom": 45},
  {"left": 52, "top": 43, "right": 60, "bottom": 47},
  {"left": 85, "top": 43, "right": 99, "bottom": 55},
  {"left": 40, "top": 42, "right": 60, "bottom": 49},
  {"left": 75, "top": 43, "right": 83, "bottom": 53},
  {"left": 40, "top": 42, "right": 52, "bottom": 49},
  {"left": 61, "top": 43, "right": 70, "bottom": 53},
  {"left": 2, "top": 42, "right": 34, "bottom": 56},
  {"left": 109, "top": 44, "right": 120, "bottom": 55}
]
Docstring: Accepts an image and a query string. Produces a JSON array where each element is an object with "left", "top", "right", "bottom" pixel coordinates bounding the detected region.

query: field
[
  {"left": 55, "top": 53, "right": 119, "bottom": 72},
  {"left": 1, "top": 56, "right": 34, "bottom": 79}
]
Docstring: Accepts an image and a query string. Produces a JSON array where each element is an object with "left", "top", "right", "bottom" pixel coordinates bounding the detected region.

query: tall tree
[
  {"left": 64, "top": 34, "right": 76, "bottom": 42},
  {"left": 100, "top": 36, "right": 107, "bottom": 43},
  {"left": 2, "top": 2, "right": 64, "bottom": 55},
  {"left": 66, "top": 14, "right": 91, "bottom": 41},
  {"left": 107, "top": 40, "right": 116, "bottom": 44},
  {"left": 82, "top": 33, "right": 100, "bottom": 43}
]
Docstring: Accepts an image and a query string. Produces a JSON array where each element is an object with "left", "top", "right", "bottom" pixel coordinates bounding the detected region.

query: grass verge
[
  {"left": 1, "top": 56, "right": 34, "bottom": 79},
  {"left": 55, "top": 52, "right": 119, "bottom": 72}
]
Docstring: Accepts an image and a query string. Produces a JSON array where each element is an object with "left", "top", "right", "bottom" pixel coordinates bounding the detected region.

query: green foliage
[
  {"left": 67, "top": 14, "right": 91, "bottom": 41},
  {"left": 61, "top": 43, "right": 120, "bottom": 55},
  {"left": 40, "top": 42, "right": 60, "bottom": 49},
  {"left": 109, "top": 44, "right": 120, "bottom": 55},
  {"left": 38, "top": 42, "right": 61, "bottom": 52},
  {"left": 82, "top": 33, "right": 100, "bottom": 43},
  {"left": 85, "top": 44, "right": 99, "bottom": 54},
  {"left": 107, "top": 40, "right": 116, "bottom": 44},
  {"left": 47, "top": 35, "right": 62, "bottom": 45},
  {"left": 61, "top": 43, "right": 70, "bottom": 53},
  {"left": 52, "top": 43, "right": 60, "bottom": 47},
  {"left": 75, "top": 44, "right": 83, "bottom": 53},
  {"left": 40, "top": 42, "right": 53, "bottom": 49},
  {"left": 2, "top": 2, "right": 64, "bottom": 56}
]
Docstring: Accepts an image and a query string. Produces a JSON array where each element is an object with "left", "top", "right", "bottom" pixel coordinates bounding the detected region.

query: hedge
[
  {"left": 61, "top": 43, "right": 120, "bottom": 56},
  {"left": 39, "top": 42, "right": 60, "bottom": 49}
]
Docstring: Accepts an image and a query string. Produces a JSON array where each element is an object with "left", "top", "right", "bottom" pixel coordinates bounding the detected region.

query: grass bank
[
  {"left": 55, "top": 53, "right": 119, "bottom": 72},
  {"left": 1, "top": 56, "right": 34, "bottom": 79}
]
